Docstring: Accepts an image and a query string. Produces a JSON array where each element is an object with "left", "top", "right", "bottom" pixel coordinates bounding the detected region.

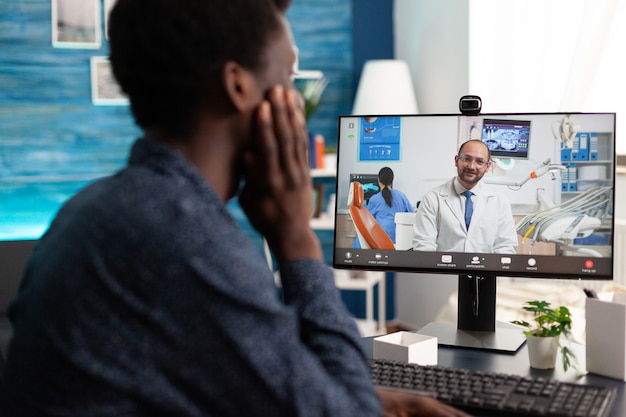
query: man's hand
[
  {"left": 377, "top": 388, "right": 471, "bottom": 417},
  {"left": 239, "top": 85, "right": 322, "bottom": 263}
]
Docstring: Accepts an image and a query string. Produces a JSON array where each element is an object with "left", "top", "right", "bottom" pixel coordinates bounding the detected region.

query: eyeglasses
[{"left": 457, "top": 154, "right": 489, "bottom": 168}]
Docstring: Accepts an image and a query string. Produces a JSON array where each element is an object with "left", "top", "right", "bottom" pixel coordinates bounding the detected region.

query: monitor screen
[
  {"left": 481, "top": 118, "right": 531, "bottom": 159},
  {"left": 349, "top": 173, "right": 380, "bottom": 203},
  {"left": 334, "top": 113, "right": 615, "bottom": 280},
  {"left": 333, "top": 113, "right": 616, "bottom": 351}
]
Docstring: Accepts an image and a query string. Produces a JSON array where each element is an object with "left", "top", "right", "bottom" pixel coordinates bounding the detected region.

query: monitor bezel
[{"left": 333, "top": 112, "right": 616, "bottom": 281}]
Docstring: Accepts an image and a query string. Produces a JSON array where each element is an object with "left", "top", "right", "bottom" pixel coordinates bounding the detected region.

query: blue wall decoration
[{"left": 358, "top": 116, "right": 402, "bottom": 161}]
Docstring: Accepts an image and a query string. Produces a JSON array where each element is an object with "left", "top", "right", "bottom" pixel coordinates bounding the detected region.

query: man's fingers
[
  {"left": 267, "top": 86, "right": 312, "bottom": 186},
  {"left": 252, "top": 99, "right": 281, "bottom": 180},
  {"left": 268, "top": 86, "right": 295, "bottom": 174},
  {"left": 286, "top": 88, "right": 310, "bottom": 174}
]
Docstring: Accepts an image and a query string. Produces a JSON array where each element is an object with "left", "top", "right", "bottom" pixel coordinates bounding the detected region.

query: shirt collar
[
  {"left": 453, "top": 177, "right": 483, "bottom": 196},
  {"left": 128, "top": 137, "right": 218, "bottom": 199}
]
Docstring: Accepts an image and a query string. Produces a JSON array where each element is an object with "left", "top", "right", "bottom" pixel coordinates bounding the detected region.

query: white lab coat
[{"left": 412, "top": 177, "right": 518, "bottom": 254}]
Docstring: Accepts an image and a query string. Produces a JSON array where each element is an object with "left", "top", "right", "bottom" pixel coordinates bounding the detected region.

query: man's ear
[{"left": 222, "top": 61, "right": 259, "bottom": 112}]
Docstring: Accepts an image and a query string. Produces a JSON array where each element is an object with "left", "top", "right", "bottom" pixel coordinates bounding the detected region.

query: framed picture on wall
[
  {"left": 51, "top": 0, "right": 101, "bottom": 49},
  {"left": 358, "top": 116, "right": 401, "bottom": 161},
  {"left": 104, "top": 0, "right": 119, "bottom": 40},
  {"left": 90, "top": 56, "right": 129, "bottom": 106}
]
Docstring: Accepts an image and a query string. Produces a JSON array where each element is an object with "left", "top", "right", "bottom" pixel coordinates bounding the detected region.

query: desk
[{"left": 362, "top": 336, "right": 626, "bottom": 417}]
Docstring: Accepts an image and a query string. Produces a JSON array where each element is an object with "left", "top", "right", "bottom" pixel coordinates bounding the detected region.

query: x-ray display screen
[{"left": 481, "top": 118, "right": 531, "bottom": 159}]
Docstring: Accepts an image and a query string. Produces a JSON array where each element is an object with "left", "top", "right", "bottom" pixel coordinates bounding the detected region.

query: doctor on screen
[{"left": 412, "top": 139, "right": 518, "bottom": 254}]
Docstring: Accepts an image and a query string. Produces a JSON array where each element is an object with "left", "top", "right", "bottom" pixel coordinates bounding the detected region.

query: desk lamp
[{"left": 352, "top": 59, "right": 418, "bottom": 115}]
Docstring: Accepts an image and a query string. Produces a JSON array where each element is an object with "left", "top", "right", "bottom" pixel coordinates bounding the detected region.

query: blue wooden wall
[
  {"left": 0, "top": 0, "right": 398, "bottom": 321},
  {"left": 0, "top": 1, "right": 139, "bottom": 240},
  {"left": 288, "top": 0, "right": 353, "bottom": 148},
  {"left": 0, "top": 0, "right": 353, "bottom": 241}
]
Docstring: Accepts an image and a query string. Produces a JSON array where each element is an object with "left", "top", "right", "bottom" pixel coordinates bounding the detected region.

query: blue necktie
[{"left": 462, "top": 190, "right": 473, "bottom": 230}]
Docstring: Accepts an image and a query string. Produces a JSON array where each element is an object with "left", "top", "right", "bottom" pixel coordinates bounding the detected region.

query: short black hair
[{"left": 108, "top": 0, "right": 292, "bottom": 137}]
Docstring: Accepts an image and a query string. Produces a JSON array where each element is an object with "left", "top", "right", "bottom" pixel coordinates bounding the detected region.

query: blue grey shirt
[{"left": 2, "top": 138, "right": 380, "bottom": 417}]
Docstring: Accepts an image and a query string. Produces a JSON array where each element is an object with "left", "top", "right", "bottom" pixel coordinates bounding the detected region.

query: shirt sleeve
[
  {"left": 365, "top": 196, "right": 382, "bottom": 218},
  {"left": 151, "top": 249, "right": 382, "bottom": 417},
  {"left": 401, "top": 192, "right": 413, "bottom": 212},
  {"left": 155, "top": 255, "right": 382, "bottom": 417},
  {"left": 279, "top": 259, "right": 382, "bottom": 416}
]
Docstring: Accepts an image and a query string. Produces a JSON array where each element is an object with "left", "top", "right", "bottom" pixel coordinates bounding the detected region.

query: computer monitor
[
  {"left": 481, "top": 118, "right": 531, "bottom": 159},
  {"left": 349, "top": 174, "right": 380, "bottom": 203},
  {"left": 333, "top": 113, "right": 616, "bottom": 352}
]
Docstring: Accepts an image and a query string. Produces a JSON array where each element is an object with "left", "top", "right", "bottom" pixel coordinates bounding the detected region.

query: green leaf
[
  {"left": 511, "top": 300, "right": 578, "bottom": 373},
  {"left": 297, "top": 77, "right": 329, "bottom": 120},
  {"left": 561, "top": 346, "right": 578, "bottom": 372}
]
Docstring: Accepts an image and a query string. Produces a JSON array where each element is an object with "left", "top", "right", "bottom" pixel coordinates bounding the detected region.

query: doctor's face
[{"left": 455, "top": 140, "right": 491, "bottom": 189}]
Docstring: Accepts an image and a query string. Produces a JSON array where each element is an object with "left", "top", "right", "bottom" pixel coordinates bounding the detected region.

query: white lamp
[{"left": 352, "top": 59, "right": 419, "bottom": 115}]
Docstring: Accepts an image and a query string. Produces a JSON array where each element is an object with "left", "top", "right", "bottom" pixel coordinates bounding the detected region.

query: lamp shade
[{"left": 352, "top": 60, "right": 419, "bottom": 115}]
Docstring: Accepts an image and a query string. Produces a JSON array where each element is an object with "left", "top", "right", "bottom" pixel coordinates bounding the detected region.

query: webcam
[{"left": 459, "top": 95, "right": 482, "bottom": 116}]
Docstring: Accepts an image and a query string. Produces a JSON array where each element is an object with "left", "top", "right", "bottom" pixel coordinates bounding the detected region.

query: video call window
[{"left": 334, "top": 113, "right": 616, "bottom": 280}]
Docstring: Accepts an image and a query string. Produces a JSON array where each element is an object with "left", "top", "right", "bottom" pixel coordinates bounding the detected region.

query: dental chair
[{"left": 347, "top": 181, "right": 395, "bottom": 250}]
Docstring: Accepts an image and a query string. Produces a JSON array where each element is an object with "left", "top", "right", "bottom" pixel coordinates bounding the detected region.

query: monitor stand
[{"left": 417, "top": 274, "right": 526, "bottom": 353}]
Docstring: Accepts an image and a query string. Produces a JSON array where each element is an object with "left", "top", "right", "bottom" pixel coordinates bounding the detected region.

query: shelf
[
  {"left": 561, "top": 131, "right": 613, "bottom": 200},
  {"left": 333, "top": 269, "right": 386, "bottom": 334},
  {"left": 311, "top": 168, "right": 336, "bottom": 178},
  {"left": 294, "top": 70, "right": 324, "bottom": 80},
  {"left": 564, "top": 160, "right": 612, "bottom": 164},
  {"left": 310, "top": 166, "right": 336, "bottom": 229},
  {"left": 310, "top": 214, "right": 334, "bottom": 230}
]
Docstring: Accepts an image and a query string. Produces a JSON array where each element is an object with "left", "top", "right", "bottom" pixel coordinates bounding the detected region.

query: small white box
[
  {"left": 586, "top": 296, "right": 626, "bottom": 380},
  {"left": 373, "top": 331, "right": 437, "bottom": 365}
]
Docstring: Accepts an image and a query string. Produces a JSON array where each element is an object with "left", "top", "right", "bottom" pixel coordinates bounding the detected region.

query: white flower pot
[{"left": 526, "top": 336, "right": 558, "bottom": 369}]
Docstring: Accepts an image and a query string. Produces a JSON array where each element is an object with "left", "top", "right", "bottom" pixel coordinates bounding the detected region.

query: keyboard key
[{"left": 370, "top": 359, "right": 616, "bottom": 417}]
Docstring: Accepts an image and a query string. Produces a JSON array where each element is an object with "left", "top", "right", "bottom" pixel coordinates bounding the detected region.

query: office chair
[{"left": 348, "top": 181, "right": 395, "bottom": 250}]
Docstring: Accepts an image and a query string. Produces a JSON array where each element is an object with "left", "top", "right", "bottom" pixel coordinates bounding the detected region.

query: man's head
[
  {"left": 108, "top": 0, "right": 294, "bottom": 139},
  {"left": 455, "top": 140, "right": 491, "bottom": 189}
]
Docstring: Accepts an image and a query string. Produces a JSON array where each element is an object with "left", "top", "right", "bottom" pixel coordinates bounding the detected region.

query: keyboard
[{"left": 370, "top": 358, "right": 617, "bottom": 417}]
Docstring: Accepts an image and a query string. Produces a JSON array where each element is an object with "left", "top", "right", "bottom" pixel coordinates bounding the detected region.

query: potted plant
[
  {"left": 298, "top": 76, "right": 329, "bottom": 121},
  {"left": 297, "top": 76, "right": 329, "bottom": 169},
  {"left": 511, "top": 300, "right": 578, "bottom": 372}
]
